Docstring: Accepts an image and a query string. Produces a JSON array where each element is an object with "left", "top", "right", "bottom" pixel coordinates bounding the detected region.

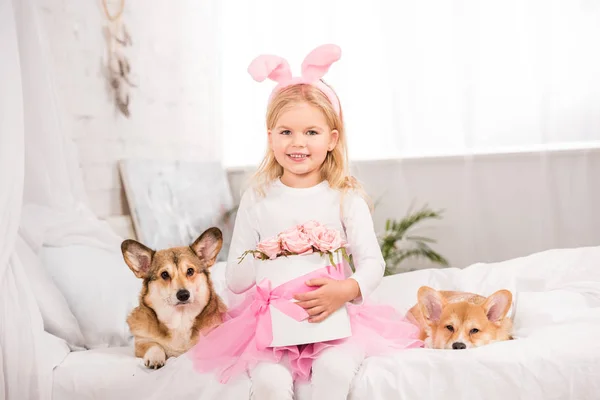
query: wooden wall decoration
[{"left": 102, "top": 0, "right": 134, "bottom": 117}]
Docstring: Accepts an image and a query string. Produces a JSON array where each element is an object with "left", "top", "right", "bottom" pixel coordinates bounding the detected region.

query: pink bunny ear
[
  {"left": 247, "top": 55, "right": 292, "bottom": 83},
  {"left": 301, "top": 44, "right": 342, "bottom": 82}
]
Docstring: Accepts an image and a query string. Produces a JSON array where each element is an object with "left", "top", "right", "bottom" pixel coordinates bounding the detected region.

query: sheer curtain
[
  {"left": 1, "top": 0, "right": 122, "bottom": 398},
  {"left": 218, "top": 0, "right": 600, "bottom": 168},
  {"left": 0, "top": 2, "right": 40, "bottom": 398}
]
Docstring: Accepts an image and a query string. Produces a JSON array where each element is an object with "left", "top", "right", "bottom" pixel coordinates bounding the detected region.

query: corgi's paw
[{"left": 143, "top": 345, "right": 166, "bottom": 369}]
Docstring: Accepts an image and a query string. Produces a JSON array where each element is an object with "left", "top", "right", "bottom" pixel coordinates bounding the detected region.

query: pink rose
[
  {"left": 256, "top": 236, "right": 282, "bottom": 260},
  {"left": 279, "top": 227, "right": 314, "bottom": 255},
  {"left": 308, "top": 225, "right": 346, "bottom": 252},
  {"left": 300, "top": 220, "right": 323, "bottom": 233}
]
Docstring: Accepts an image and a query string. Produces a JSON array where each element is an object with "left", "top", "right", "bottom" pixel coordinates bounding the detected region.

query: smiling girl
[{"left": 190, "top": 44, "right": 423, "bottom": 400}]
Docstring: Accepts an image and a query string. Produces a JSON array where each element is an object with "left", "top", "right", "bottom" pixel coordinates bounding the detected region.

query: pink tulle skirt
[{"left": 189, "top": 285, "right": 423, "bottom": 383}]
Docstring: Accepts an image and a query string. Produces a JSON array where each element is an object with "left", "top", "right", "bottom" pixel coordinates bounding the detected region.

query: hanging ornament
[{"left": 102, "top": 0, "right": 135, "bottom": 117}]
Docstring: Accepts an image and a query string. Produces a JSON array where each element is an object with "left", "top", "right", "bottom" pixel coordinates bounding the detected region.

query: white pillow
[
  {"left": 15, "top": 235, "right": 86, "bottom": 349},
  {"left": 371, "top": 267, "right": 457, "bottom": 313},
  {"left": 511, "top": 290, "right": 590, "bottom": 337},
  {"left": 40, "top": 244, "right": 141, "bottom": 349}
]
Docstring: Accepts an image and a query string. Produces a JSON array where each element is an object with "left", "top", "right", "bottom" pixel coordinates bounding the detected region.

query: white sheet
[
  {"left": 52, "top": 245, "right": 600, "bottom": 400},
  {"left": 352, "top": 316, "right": 600, "bottom": 399},
  {"left": 52, "top": 347, "right": 252, "bottom": 400}
]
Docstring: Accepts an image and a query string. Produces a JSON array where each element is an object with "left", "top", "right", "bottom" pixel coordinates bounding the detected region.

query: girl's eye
[
  {"left": 306, "top": 130, "right": 318, "bottom": 136},
  {"left": 161, "top": 271, "right": 169, "bottom": 280},
  {"left": 187, "top": 268, "right": 194, "bottom": 276},
  {"left": 280, "top": 130, "right": 291, "bottom": 135}
]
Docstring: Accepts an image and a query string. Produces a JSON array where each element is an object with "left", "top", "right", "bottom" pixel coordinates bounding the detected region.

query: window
[{"left": 219, "top": 0, "right": 600, "bottom": 168}]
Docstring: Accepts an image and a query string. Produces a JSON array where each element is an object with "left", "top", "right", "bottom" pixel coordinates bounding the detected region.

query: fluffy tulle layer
[{"left": 189, "top": 289, "right": 423, "bottom": 383}]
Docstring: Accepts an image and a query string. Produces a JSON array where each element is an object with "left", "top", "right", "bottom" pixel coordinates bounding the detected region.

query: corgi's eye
[
  {"left": 160, "top": 271, "right": 169, "bottom": 280},
  {"left": 446, "top": 325, "right": 454, "bottom": 332},
  {"left": 186, "top": 268, "right": 194, "bottom": 276},
  {"left": 470, "top": 328, "right": 479, "bottom": 334}
]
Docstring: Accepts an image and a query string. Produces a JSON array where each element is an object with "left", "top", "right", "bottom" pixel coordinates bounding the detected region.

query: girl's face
[{"left": 268, "top": 102, "right": 339, "bottom": 188}]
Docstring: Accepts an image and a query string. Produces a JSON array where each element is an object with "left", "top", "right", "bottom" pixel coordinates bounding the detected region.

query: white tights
[
  {"left": 250, "top": 361, "right": 294, "bottom": 400},
  {"left": 249, "top": 344, "right": 365, "bottom": 400}
]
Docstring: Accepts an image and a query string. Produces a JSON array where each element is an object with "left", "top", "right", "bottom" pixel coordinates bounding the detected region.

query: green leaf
[
  {"left": 339, "top": 247, "right": 355, "bottom": 272},
  {"left": 405, "top": 235, "right": 437, "bottom": 244},
  {"left": 378, "top": 203, "right": 448, "bottom": 273},
  {"left": 328, "top": 252, "right": 336, "bottom": 268},
  {"left": 237, "top": 250, "right": 269, "bottom": 264}
]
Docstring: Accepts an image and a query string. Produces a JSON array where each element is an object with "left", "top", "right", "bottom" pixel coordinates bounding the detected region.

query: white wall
[
  {"left": 351, "top": 148, "right": 600, "bottom": 268},
  {"left": 38, "top": 0, "right": 221, "bottom": 218}
]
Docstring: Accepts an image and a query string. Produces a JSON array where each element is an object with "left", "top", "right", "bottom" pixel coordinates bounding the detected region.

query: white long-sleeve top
[{"left": 225, "top": 179, "right": 385, "bottom": 303}]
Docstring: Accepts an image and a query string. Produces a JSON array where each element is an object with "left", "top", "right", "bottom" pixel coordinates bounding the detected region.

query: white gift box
[{"left": 254, "top": 251, "right": 353, "bottom": 347}]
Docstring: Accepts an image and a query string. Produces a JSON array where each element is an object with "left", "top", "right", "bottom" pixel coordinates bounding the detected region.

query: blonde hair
[{"left": 250, "top": 81, "right": 372, "bottom": 212}]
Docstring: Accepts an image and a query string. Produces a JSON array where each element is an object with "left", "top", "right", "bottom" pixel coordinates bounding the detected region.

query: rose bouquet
[
  {"left": 238, "top": 220, "right": 354, "bottom": 346},
  {"left": 238, "top": 220, "right": 352, "bottom": 270}
]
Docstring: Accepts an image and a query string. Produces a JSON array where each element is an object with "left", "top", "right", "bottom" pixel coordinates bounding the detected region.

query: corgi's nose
[
  {"left": 176, "top": 289, "right": 190, "bottom": 302},
  {"left": 452, "top": 342, "right": 466, "bottom": 350}
]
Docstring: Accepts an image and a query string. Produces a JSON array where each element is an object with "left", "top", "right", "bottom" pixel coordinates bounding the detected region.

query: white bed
[{"left": 49, "top": 245, "right": 600, "bottom": 400}]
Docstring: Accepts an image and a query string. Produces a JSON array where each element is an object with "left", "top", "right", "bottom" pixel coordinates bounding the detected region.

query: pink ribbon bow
[
  {"left": 247, "top": 44, "right": 342, "bottom": 115},
  {"left": 252, "top": 263, "right": 346, "bottom": 350},
  {"left": 252, "top": 279, "right": 309, "bottom": 350}
]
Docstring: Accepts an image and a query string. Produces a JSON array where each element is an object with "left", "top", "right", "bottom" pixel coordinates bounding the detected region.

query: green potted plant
[{"left": 379, "top": 204, "right": 449, "bottom": 276}]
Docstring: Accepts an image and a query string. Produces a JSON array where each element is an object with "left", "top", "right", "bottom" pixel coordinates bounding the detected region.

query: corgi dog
[
  {"left": 121, "top": 227, "right": 227, "bottom": 369},
  {"left": 407, "top": 286, "right": 513, "bottom": 350}
]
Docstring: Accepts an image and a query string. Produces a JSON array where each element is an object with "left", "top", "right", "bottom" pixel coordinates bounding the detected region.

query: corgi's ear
[
  {"left": 191, "top": 227, "right": 223, "bottom": 267},
  {"left": 483, "top": 290, "right": 513, "bottom": 323},
  {"left": 121, "top": 239, "right": 154, "bottom": 279},
  {"left": 417, "top": 286, "right": 444, "bottom": 324}
]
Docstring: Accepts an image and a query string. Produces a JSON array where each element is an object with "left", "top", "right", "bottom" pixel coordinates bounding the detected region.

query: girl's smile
[{"left": 287, "top": 152, "right": 310, "bottom": 162}]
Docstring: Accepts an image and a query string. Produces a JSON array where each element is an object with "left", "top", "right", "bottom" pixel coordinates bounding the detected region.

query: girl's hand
[{"left": 293, "top": 278, "right": 360, "bottom": 323}]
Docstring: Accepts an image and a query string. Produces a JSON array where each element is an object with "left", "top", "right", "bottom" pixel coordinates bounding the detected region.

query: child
[{"left": 190, "top": 44, "right": 423, "bottom": 399}]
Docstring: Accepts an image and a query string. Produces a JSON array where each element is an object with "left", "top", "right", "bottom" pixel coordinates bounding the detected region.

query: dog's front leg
[{"left": 136, "top": 341, "right": 167, "bottom": 369}]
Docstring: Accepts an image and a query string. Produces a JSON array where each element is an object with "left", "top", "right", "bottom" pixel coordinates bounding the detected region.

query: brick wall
[{"left": 39, "top": 0, "right": 222, "bottom": 219}]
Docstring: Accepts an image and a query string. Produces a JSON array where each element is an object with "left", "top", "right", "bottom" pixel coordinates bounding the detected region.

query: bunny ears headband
[{"left": 247, "top": 44, "right": 342, "bottom": 115}]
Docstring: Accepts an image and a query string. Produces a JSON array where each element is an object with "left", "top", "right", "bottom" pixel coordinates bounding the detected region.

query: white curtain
[
  {"left": 218, "top": 0, "right": 600, "bottom": 168},
  {"left": 0, "top": 1, "right": 50, "bottom": 398},
  {"left": 1, "top": 0, "right": 122, "bottom": 398}
]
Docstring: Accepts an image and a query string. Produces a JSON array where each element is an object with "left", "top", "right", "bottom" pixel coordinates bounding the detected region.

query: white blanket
[
  {"left": 353, "top": 246, "right": 600, "bottom": 399},
  {"left": 52, "top": 245, "right": 600, "bottom": 400}
]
